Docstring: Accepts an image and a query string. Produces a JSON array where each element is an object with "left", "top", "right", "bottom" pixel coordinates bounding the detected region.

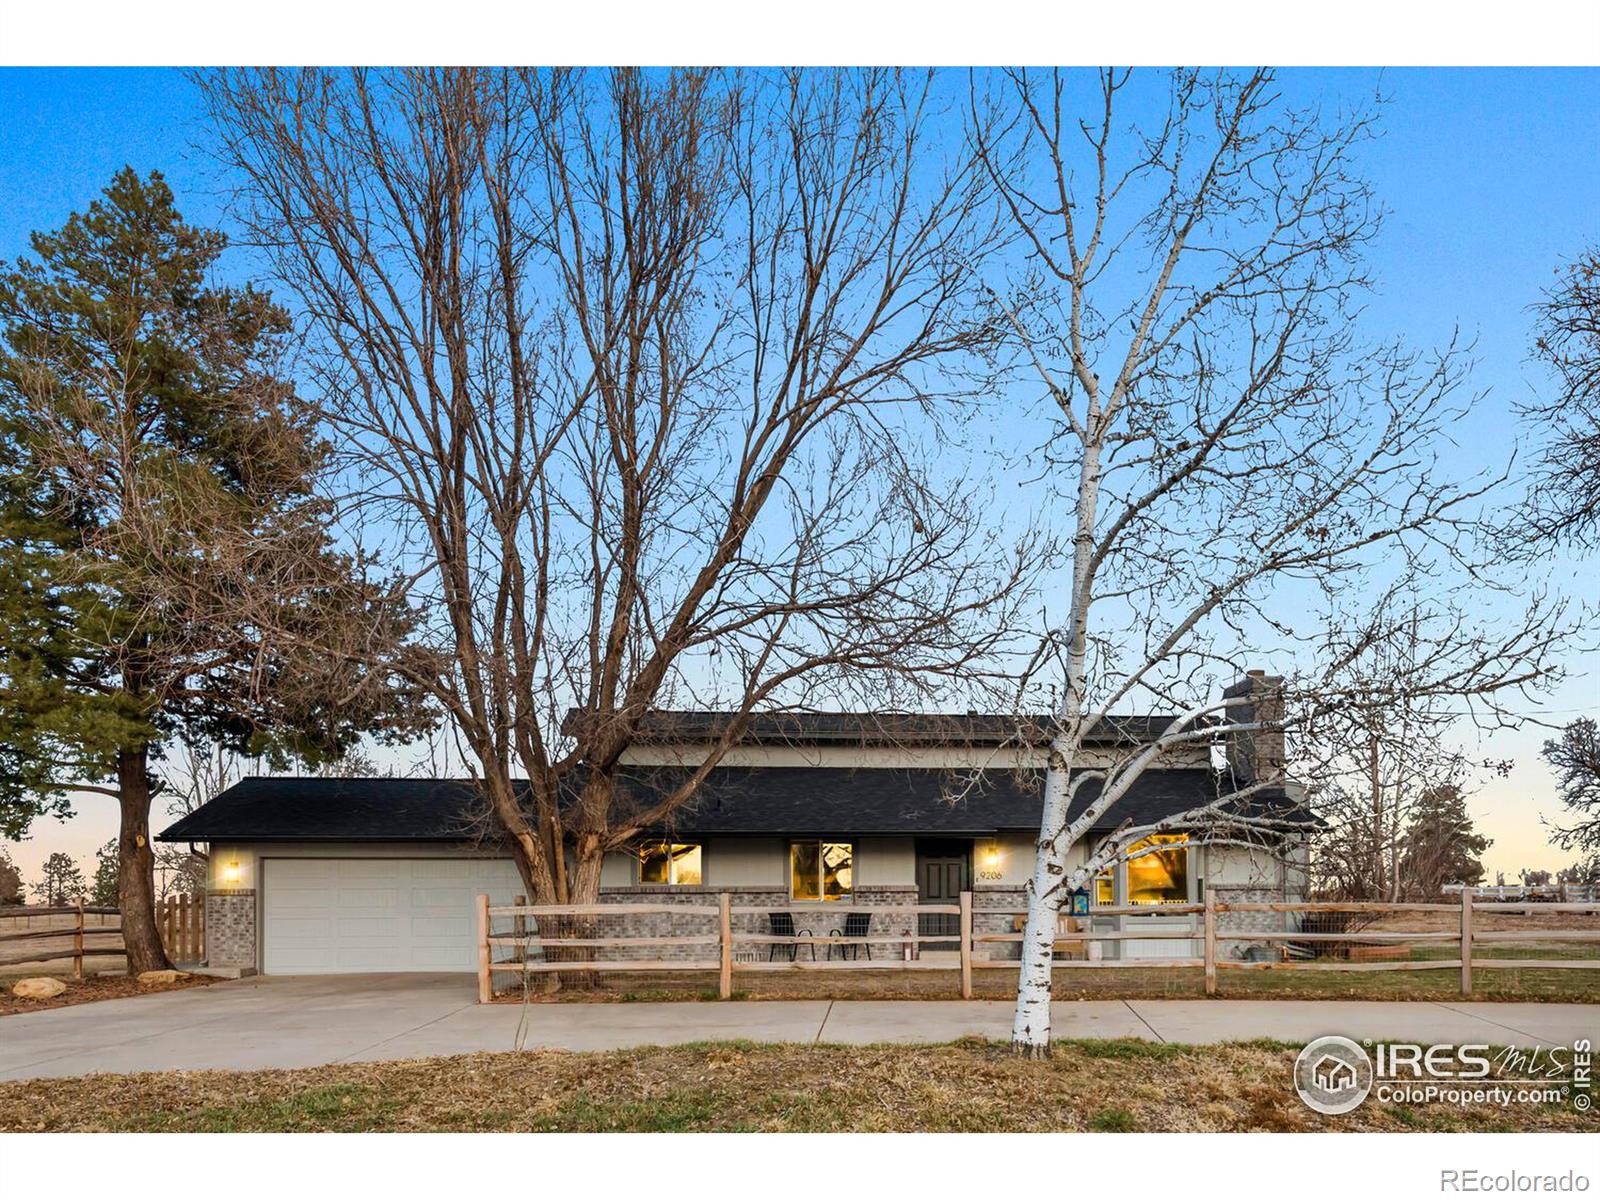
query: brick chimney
[{"left": 1221, "top": 669, "right": 1286, "bottom": 786}]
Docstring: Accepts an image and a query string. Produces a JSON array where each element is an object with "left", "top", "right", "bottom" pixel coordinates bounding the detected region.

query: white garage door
[{"left": 262, "top": 857, "right": 524, "bottom": 974}]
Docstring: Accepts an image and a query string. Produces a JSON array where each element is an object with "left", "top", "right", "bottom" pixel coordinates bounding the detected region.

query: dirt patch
[
  {"left": 0, "top": 1039, "right": 1591, "bottom": 1132},
  {"left": 0, "top": 972, "right": 217, "bottom": 1017}
]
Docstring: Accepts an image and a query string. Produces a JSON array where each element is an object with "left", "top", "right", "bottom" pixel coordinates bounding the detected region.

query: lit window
[
  {"left": 790, "top": 841, "right": 853, "bottom": 901},
  {"left": 1126, "top": 834, "right": 1189, "bottom": 905},
  {"left": 639, "top": 842, "right": 702, "bottom": 886},
  {"left": 1094, "top": 870, "right": 1114, "bottom": 906}
]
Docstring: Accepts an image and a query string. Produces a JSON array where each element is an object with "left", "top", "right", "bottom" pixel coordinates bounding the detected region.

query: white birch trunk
[
  {"left": 1011, "top": 414, "right": 1103, "bottom": 1055},
  {"left": 1010, "top": 756, "right": 1074, "bottom": 1055}
]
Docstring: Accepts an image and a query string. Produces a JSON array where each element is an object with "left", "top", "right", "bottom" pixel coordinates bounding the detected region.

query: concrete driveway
[{"left": 1, "top": 973, "right": 1594, "bottom": 1082}]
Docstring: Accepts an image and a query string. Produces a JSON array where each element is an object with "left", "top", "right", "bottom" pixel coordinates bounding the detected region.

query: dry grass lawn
[{"left": 0, "top": 1039, "right": 1593, "bottom": 1133}]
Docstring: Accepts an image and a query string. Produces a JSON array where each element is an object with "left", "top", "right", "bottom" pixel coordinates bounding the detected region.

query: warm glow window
[
  {"left": 638, "top": 842, "right": 702, "bottom": 886},
  {"left": 1094, "top": 870, "right": 1114, "bottom": 906},
  {"left": 790, "top": 841, "right": 853, "bottom": 901},
  {"left": 1125, "top": 834, "right": 1190, "bottom": 905}
]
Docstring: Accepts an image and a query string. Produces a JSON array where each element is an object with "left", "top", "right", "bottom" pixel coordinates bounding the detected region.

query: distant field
[{"left": 0, "top": 910, "right": 125, "bottom": 979}]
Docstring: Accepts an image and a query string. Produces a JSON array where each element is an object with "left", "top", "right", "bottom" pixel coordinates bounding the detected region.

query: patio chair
[
  {"left": 767, "top": 911, "right": 815, "bottom": 961},
  {"left": 828, "top": 911, "right": 873, "bottom": 960}
]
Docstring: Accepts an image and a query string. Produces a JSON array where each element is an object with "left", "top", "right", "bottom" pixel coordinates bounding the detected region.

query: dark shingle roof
[
  {"left": 562, "top": 710, "right": 1179, "bottom": 747},
  {"left": 159, "top": 767, "right": 1311, "bottom": 843}
]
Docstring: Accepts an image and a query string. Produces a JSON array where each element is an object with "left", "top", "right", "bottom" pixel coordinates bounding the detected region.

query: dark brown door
[{"left": 916, "top": 840, "right": 971, "bottom": 950}]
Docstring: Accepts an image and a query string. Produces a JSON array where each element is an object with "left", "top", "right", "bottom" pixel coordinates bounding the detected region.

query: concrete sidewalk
[{"left": 1, "top": 973, "right": 1594, "bottom": 1082}]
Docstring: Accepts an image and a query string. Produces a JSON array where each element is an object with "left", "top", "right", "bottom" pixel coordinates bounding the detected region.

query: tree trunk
[
  {"left": 1012, "top": 881, "right": 1062, "bottom": 1058},
  {"left": 115, "top": 744, "right": 172, "bottom": 974},
  {"left": 1012, "top": 757, "right": 1073, "bottom": 1056}
]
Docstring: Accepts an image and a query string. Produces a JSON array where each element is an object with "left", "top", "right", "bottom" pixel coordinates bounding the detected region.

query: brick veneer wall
[
  {"left": 1213, "top": 884, "right": 1292, "bottom": 961},
  {"left": 973, "top": 884, "right": 1027, "bottom": 961},
  {"left": 206, "top": 889, "right": 257, "bottom": 970}
]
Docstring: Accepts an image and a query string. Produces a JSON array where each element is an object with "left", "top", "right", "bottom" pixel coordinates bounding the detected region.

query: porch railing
[{"left": 475, "top": 890, "right": 1600, "bottom": 1002}]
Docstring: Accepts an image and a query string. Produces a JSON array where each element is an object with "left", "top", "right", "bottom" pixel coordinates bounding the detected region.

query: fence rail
[
  {"left": 475, "top": 889, "right": 1600, "bottom": 1002},
  {"left": 0, "top": 893, "right": 205, "bottom": 975}
]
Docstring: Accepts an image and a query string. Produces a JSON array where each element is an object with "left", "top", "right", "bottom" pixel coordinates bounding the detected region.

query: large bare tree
[
  {"left": 198, "top": 68, "right": 1035, "bottom": 908},
  {"left": 970, "top": 69, "right": 1566, "bottom": 1054},
  {"left": 1518, "top": 246, "right": 1600, "bottom": 552}
]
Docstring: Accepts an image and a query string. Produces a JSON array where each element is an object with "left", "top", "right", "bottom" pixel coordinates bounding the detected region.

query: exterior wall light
[{"left": 223, "top": 860, "right": 241, "bottom": 885}]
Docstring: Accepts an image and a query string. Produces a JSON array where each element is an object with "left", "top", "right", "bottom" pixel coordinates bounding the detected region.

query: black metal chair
[
  {"left": 828, "top": 910, "right": 873, "bottom": 960},
  {"left": 768, "top": 911, "right": 815, "bottom": 961}
]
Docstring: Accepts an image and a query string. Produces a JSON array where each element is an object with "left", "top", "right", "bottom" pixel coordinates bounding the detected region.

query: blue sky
[{"left": 1, "top": 68, "right": 1596, "bottom": 885}]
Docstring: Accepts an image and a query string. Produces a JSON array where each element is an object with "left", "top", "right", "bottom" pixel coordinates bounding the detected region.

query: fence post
[
  {"left": 1460, "top": 887, "right": 1473, "bottom": 997},
  {"left": 1203, "top": 888, "right": 1217, "bottom": 996},
  {"left": 477, "top": 894, "right": 492, "bottom": 1004},
  {"left": 178, "top": 894, "right": 190, "bottom": 963},
  {"left": 719, "top": 891, "right": 733, "bottom": 999},
  {"left": 959, "top": 890, "right": 973, "bottom": 1000},
  {"left": 513, "top": 895, "right": 527, "bottom": 968},
  {"left": 73, "top": 902, "right": 84, "bottom": 979}
]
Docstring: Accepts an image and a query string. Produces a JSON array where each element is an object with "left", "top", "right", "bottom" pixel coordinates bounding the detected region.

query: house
[{"left": 159, "top": 672, "right": 1312, "bottom": 975}]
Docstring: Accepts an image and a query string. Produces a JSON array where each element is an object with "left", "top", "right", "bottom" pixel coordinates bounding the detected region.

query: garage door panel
[
  {"left": 411, "top": 916, "right": 470, "bottom": 937},
  {"left": 262, "top": 857, "right": 521, "bottom": 974},
  {"left": 411, "top": 886, "right": 472, "bottom": 906}
]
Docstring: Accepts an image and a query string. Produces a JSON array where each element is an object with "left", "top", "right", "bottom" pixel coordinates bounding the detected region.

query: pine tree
[
  {"left": 0, "top": 168, "right": 433, "bottom": 970},
  {"left": 0, "top": 847, "right": 22, "bottom": 905},
  {"left": 1399, "top": 783, "right": 1492, "bottom": 898},
  {"left": 34, "top": 851, "right": 85, "bottom": 906},
  {"left": 91, "top": 839, "right": 119, "bottom": 907}
]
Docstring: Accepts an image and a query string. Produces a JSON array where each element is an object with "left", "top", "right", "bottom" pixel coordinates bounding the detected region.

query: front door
[{"left": 916, "top": 839, "right": 971, "bottom": 951}]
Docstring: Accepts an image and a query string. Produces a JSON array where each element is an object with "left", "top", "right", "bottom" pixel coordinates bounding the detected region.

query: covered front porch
[{"left": 594, "top": 831, "right": 1289, "bottom": 963}]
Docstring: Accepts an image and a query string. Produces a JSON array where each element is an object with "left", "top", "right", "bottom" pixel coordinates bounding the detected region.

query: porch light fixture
[
  {"left": 982, "top": 841, "right": 1002, "bottom": 870},
  {"left": 223, "top": 860, "right": 241, "bottom": 884}
]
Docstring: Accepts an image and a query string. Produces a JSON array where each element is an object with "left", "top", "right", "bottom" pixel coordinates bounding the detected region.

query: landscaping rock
[
  {"left": 136, "top": 969, "right": 190, "bottom": 986},
  {"left": 11, "top": 977, "right": 68, "bottom": 999}
]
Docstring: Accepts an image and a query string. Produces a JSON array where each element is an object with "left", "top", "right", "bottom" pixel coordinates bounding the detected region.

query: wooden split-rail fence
[
  {"left": 0, "top": 905, "right": 122, "bottom": 978},
  {"left": 0, "top": 893, "right": 205, "bottom": 976},
  {"left": 476, "top": 890, "right": 1600, "bottom": 1003}
]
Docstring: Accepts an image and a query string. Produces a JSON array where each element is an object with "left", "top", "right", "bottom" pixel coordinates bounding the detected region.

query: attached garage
[
  {"left": 261, "top": 857, "right": 523, "bottom": 974},
  {"left": 157, "top": 776, "right": 541, "bottom": 976}
]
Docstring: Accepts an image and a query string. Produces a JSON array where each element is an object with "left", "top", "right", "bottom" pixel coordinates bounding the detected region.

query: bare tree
[
  {"left": 1299, "top": 595, "right": 1515, "bottom": 901},
  {"left": 970, "top": 68, "right": 1566, "bottom": 1055},
  {"left": 197, "top": 68, "right": 1036, "bottom": 912},
  {"left": 1544, "top": 717, "right": 1600, "bottom": 860},
  {"left": 1516, "top": 247, "right": 1600, "bottom": 552}
]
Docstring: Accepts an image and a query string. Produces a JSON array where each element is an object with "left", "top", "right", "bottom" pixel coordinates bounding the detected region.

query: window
[
  {"left": 1125, "top": 834, "right": 1190, "bottom": 905},
  {"left": 790, "top": 841, "right": 853, "bottom": 901},
  {"left": 638, "top": 842, "right": 702, "bottom": 886},
  {"left": 1094, "top": 870, "right": 1115, "bottom": 906}
]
